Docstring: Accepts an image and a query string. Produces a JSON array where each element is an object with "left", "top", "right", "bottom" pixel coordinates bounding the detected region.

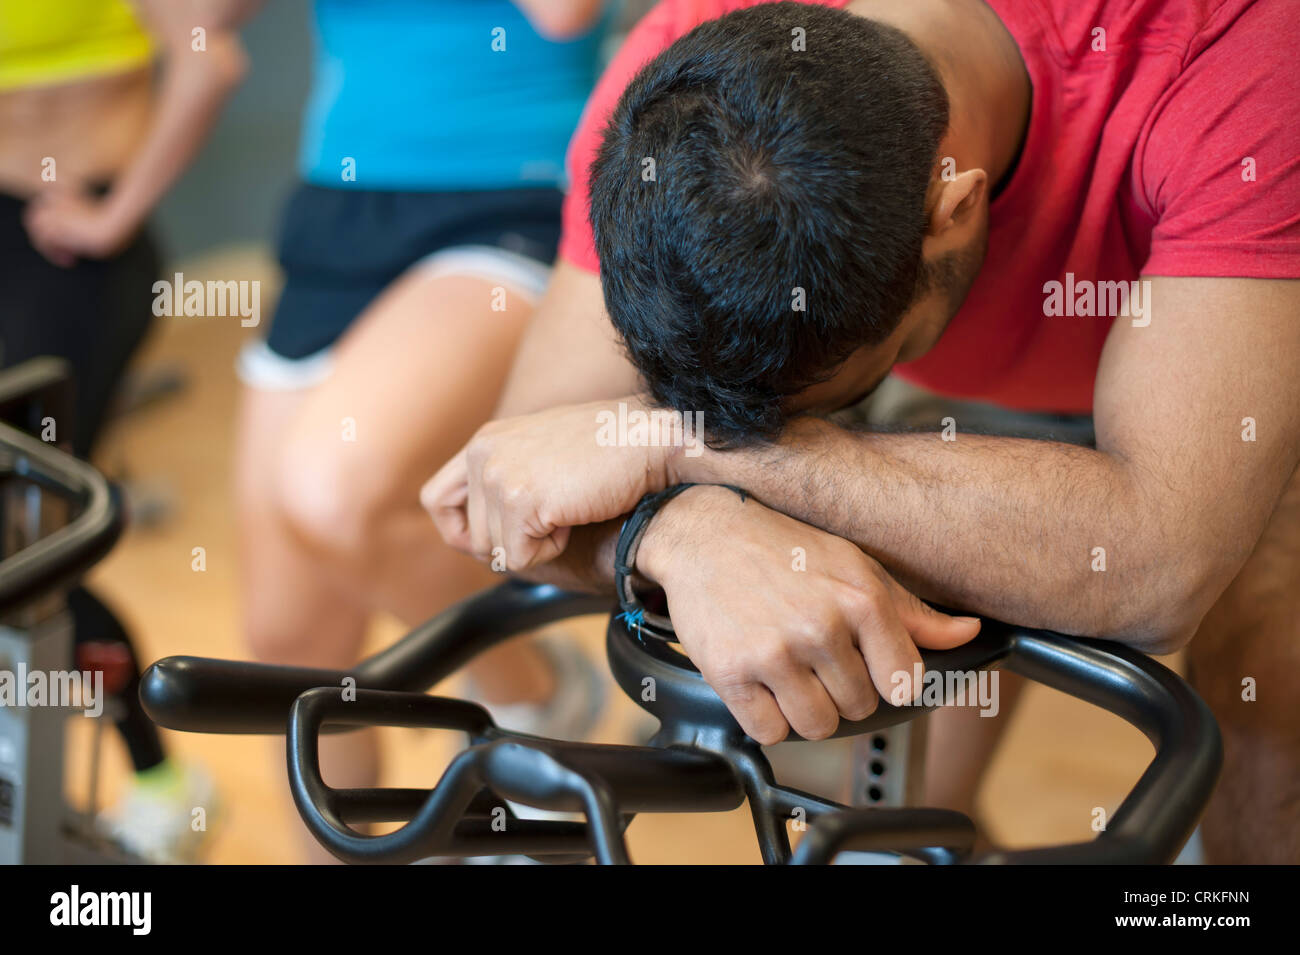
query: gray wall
[{"left": 153, "top": 0, "right": 311, "bottom": 263}]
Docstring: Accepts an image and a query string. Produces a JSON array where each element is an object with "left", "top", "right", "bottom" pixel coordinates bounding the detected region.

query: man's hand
[
  {"left": 636, "top": 485, "right": 982, "bottom": 744},
  {"left": 422, "top": 396, "right": 676, "bottom": 570}
]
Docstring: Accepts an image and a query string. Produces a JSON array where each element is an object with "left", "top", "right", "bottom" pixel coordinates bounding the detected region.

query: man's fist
[
  {"left": 637, "top": 486, "right": 982, "bottom": 744},
  {"left": 422, "top": 397, "right": 684, "bottom": 571}
]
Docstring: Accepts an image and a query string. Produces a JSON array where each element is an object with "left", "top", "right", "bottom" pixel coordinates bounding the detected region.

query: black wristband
[{"left": 614, "top": 483, "right": 746, "bottom": 641}]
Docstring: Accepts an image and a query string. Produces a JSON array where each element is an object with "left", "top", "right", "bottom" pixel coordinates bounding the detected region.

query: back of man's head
[{"left": 590, "top": 2, "right": 949, "bottom": 444}]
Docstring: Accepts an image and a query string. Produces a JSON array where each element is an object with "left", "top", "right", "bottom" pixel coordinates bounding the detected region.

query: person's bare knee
[
  {"left": 270, "top": 269, "right": 529, "bottom": 577},
  {"left": 272, "top": 419, "right": 393, "bottom": 570},
  {"left": 236, "top": 388, "right": 370, "bottom": 667}
]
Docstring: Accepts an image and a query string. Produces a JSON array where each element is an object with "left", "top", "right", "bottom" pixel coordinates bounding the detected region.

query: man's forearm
[{"left": 677, "top": 418, "right": 1200, "bottom": 649}]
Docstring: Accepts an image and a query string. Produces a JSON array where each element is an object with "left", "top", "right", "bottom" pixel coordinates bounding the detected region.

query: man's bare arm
[
  {"left": 664, "top": 278, "right": 1300, "bottom": 652},
  {"left": 495, "top": 261, "right": 638, "bottom": 417}
]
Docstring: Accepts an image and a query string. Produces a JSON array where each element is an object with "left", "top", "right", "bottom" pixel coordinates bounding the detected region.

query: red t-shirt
[{"left": 559, "top": 0, "right": 1300, "bottom": 413}]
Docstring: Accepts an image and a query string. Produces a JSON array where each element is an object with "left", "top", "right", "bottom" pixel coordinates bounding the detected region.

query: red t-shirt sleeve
[
  {"left": 558, "top": 4, "right": 684, "bottom": 274},
  {"left": 1137, "top": 0, "right": 1300, "bottom": 278}
]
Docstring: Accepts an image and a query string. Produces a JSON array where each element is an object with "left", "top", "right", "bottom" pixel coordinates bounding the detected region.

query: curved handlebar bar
[
  {"left": 971, "top": 628, "right": 1221, "bottom": 863},
  {"left": 0, "top": 419, "right": 123, "bottom": 617},
  {"left": 602, "top": 614, "right": 1220, "bottom": 864},
  {"left": 141, "top": 581, "right": 1221, "bottom": 864}
]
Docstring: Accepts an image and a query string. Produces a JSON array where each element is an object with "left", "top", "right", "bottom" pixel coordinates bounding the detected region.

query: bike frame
[{"left": 0, "top": 359, "right": 128, "bottom": 863}]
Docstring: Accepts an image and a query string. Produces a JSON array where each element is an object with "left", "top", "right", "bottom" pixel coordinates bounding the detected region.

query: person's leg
[
  {"left": 1185, "top": 463, "right": 1300, "bottom": 863},
  {"left": 0, "top": 190, "right": 157, "bottom": 458},
  {"left": 237, "top": 182, "right": 570, "bottom": 859},
  {"left": 235, "top": 379, "right": 376, "bottom": 864},
  {"left": 74, "top": 220, "right": 160, "bottom": 458},
  {"left": 270, "top": 258, "right": 555, "bottom": 704},
  {"left": 921, "top": 674, "right": 1026, "bottom": 821}
]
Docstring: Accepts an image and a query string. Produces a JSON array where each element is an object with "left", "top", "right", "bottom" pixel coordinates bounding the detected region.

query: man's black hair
[{"left": 589, "top": 2, "right": 950, "bottom": 444}]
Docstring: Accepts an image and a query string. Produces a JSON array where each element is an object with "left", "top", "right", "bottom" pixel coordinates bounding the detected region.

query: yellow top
[{"left": 0, "top": 0, "right": 153, "bottom": 91}]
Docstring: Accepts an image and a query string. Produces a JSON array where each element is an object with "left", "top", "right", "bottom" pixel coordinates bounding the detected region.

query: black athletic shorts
[{"left": 239, "top": 182, "right": 564, "bottom": 389}]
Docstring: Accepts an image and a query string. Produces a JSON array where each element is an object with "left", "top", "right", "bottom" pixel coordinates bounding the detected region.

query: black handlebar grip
[
  {"left": 141, "top": 656, "right": 353, "bottom": 734},
  {"left": 141, "top": 581, "right": 610, "bottom": 734}
]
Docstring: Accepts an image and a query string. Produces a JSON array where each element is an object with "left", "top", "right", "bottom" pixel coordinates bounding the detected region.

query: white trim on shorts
[
  {"left": 236, "top": 339, "right": 335, "bottom": 391},
  {"left": 415, "top": 244, "right": 552, "bottom": 301},
  {"left": 235, "top": 244, "right": 553, "bottom": 392}
]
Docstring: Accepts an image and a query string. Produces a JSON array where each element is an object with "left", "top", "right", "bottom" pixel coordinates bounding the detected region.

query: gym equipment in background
[{"left": 0, "top": 358, "right": 130, "bottom": 863}]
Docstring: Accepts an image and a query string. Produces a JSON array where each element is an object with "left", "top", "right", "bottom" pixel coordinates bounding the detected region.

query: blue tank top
[{"left": 299, "top": 0, "right": 608, "bottom": 190}]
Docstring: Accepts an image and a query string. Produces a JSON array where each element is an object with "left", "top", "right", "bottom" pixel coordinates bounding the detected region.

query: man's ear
[{"left": 926, "top": 168, "right": 988, "bottom": 236}]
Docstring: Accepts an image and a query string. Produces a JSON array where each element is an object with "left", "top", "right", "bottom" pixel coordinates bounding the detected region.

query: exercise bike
[
  {"left": 141, "top": 578, "right": 1222, "bottom": 864},
  {"left": 0, "top": 359, "right": 131, "bottom": 863}
]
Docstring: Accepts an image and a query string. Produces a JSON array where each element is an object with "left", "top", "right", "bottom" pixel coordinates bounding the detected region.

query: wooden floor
[{"left": 69, "top": 245, "right": 1164, "bottom": 864}]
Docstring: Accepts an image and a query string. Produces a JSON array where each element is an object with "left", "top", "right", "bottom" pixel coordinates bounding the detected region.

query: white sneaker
[{"left": 96, "top": 761, "right": 219, "bottom": 864}]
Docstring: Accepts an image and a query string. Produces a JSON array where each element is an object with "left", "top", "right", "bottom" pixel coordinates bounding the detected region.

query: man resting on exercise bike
[{"left": 423, "top": 0, "right": 1300, "bottom": 862}]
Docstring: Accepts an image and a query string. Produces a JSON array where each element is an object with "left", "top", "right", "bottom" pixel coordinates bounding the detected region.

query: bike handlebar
[
  {"left": 140, "top": 580, "right": 1222, "bottom": 865},
  {"left": 603, "top": 612, "right": 1220, "bottom": 864},
  {"left": 0, "top": 417, "right": 123, "bottom": 619},
  {"left": 140, "top": 581, "right": 608, "bottom": 733},
  {"left": 977, "top": 628, "right": 1220, "bottom": 864}
]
